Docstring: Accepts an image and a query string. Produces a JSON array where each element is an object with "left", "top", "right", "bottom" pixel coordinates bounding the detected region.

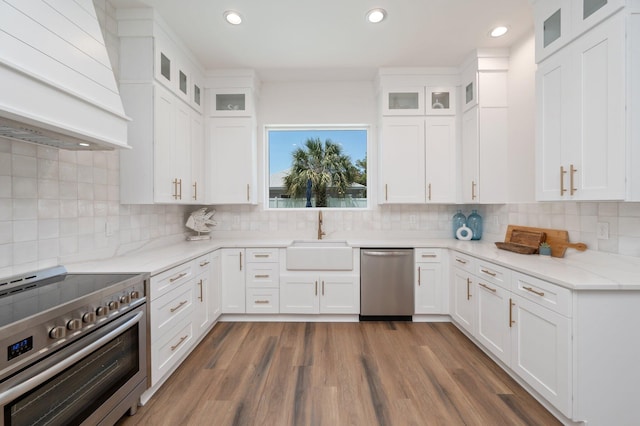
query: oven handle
[{"left": 0, "top": 310, "right": 143, "bottom": 406}]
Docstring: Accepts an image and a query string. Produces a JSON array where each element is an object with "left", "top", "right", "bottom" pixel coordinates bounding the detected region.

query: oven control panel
[{"left": 8, "top": 336, "right": 33, "bottom": 361}]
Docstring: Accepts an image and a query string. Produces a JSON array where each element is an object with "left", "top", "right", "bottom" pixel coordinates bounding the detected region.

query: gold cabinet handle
[
  {"left": 322, "top": 280, "right": 325, "bottom": 296},
  {"left": 417, "top": 266, "right": 421, "bottom": 286},
  {"left": 471, "top": 181, "right": 477, "bottom": 200},
  {"left": 246, "top": 184, "right": 250, "bottom": 201},
  {"left": 315, "top": 281, "right": 318, "bottom": 296},
  {"left": 570, "top": 164, "right": 577, "bottom": 196},
  {"left": 509, "top": 298, "right": 515, "bottom": 328},
  {"left": 421, "top": 253, "right": 437, "bottom": 258},
  {"left": 428, "top": 183, "right": 432, "bottom": 201},
  {"left": 172, "top": 178, "right": 179, "bottom": 199},
  {"left": 199, "top": 261, "right": 210, "bottom": 267},
  {"left": 239, "top": 251, "right": 243, "bottom": 270},
  {"left": 480, "top": 269, "right": 497, "bottom": 277},
  {"left": 178, "top": 178, "right": 182, "bottom": 200},
  {"left": 170, "top": 300, "right": 188, "bottom": 313},
  {"left": 466, "top": 278, "right": 472, "bottom": 300},
  {"left": 523, "top": 286, "right": 545, "bottom": 297},
  {"left": 456, "top": 258, "right": 467, "bottom": 265},
  {"left": 170, "top": 272, "right": 187, "bottom": 283},
  {"left": 171, "top": 335, "right": 188, "bottom": 351},
  {"left": 254, "top": 274, "right": 270, "bottom": 279},
  {"left": 255, "top": 300, "right": 270, "bottom": 304},
  {"left": 198, "top": 279, "right": 203, "bottom": 301},
  {"left": 479, "top": 282, "right": 496, "bottom": 293},
  {"left": 560, "top": 166, "right": 567, "bottom": 196},
  {"left": 254, "top": 254, "right": 270, "bottom": 258},
  {"left": 193, "top": 182, "right": 198, "bottom": 200},
  {"left": 385, "top": 184, "right": 388, "bottom": 201}
]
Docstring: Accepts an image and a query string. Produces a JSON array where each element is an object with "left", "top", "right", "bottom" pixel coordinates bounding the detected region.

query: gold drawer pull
[
  {"left": 170, "top": 300, "right": 188, "bottom": 313},
  {"left": 254, "top": 274, "right": 270, "bottom": 279},
  {"left": 199, "top": 261, "right": 210, "bottom": 267},
  {"left": 169, "top": 272, "right": 187, "bottom": 282},
  {"left": 254, "top": 254, "right": 270, "bottom": 258},
  {"left": 523, "top": 286, "right": 545, "bottom": 297},
  {"left": 421, "top": 254, "right": 437, "bottom": 258},
  {"left": 509, "top": 298, "right": 515, "bottom": 328},
  {"left": 481, "top": 269, "right": 497, "bottom": 277},
  {"left": 456, "top": 258, "right": 467, "bottom": 264},
  {"left": 171, "top": 335, "right": 188, "bottom": 351},
  {"left": 255, "top": 300, "right": 270, "bottom": 304},
  {"left": 466, "top": 278, "right": 472, "bottom": 300},
  {"left": 479, "top": 282, "right": 497, "bottom": 293}
]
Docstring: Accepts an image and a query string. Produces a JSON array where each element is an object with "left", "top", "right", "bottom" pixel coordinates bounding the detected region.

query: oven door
[{"left": 0, "top": 305, "right": 147, "bottom": 426}]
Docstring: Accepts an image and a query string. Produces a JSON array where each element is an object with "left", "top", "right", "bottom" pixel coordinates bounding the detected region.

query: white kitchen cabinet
[
  {"left": 414, "top": 249, "right": 446, "bottom": 314},
  {"left": 536, "top": 12, "right": 626, "bottom": 200},
  {"left": 206, "top": 117, "right": 257, "bottom": 204},
  {"left": 382, "top": 87, "right": 424, "bottom": 115},
  {"left": 220, "top": 249, "right": 246, "bottom": 313},
  {"left": 280, "top": 274, "right": 359, "bottom": 314},
  {"left": 476, "top": 278, "right": 512, "bottom": 366},
  {"left": 380, "top": 117, "right": 426, "bottom": 203},
  {"left": 245, "top": 248, "right": 280, "bottom": 313},
  {"left": 510, "top": 294, "right": 571, "bottom": 417},
  {"left": 209, "top": 88, "right": 254, "bottom": 117},
  {"left": 459, "top": 52, "right": 509, "bottom": 204},
  {"left": 209, "top": 251, "right": 222, "bottom": 321},
  {"left": 450, "top": 266, "right": 475, "bottom": 335},
  {"left": 193, "top": 253, "right": 212, "bottom": 336},
  {"left": 190, "top": 111, "right": 205, "bottom": 202},
  {"left": 380, "top": 116, "right": 456, "bottom": 204},
  {"left": 426, "top": 87, "right": 456, "bottom": 115}
]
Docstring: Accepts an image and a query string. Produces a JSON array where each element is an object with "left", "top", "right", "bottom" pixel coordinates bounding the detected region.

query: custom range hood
[{"left": 0, "top": 0, "right": 130, "bottom": 150}]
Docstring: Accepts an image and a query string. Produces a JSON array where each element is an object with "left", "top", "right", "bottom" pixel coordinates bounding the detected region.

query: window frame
[{"left": 264, "top": 124, "right": 370, "bottom": 210}]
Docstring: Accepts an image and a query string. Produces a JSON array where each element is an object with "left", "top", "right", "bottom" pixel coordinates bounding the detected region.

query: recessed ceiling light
[
  {"left": 366, "top": 8, "right": 386, "bottom": 24},
  {"left": 224, "top": 10, "right": 243, "bottom": 25},
  {"left": 490, "top": 26, "right": 509, "bottom": 37},
  {"left": 78, "top": 142, "right": 90, "bottom": 147}
]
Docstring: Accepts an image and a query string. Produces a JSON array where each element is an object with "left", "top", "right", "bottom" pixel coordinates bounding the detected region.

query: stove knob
[
  {"left": 82, "top": 312, "right": 96, "bottom": 323},
  {"left": 130, "top": 290, "right": 141, "bottom": 300},
  {"left": 120, "top": 294, "right": 131, "bottom": 304},
  {"left": 49, "top": 326, "right": 66, "bottom": 339},
  {"left": 96, "top": 306, "right": 108, "bottom": 317},
  {"left": 108, "top": 300, "right": 120, "bottom": 311},
  {"left": 67, "top": 319, "right": 82, "bottom": 331}
]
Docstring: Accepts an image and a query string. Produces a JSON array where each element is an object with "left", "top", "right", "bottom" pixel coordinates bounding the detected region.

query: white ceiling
[{"left": 111, "top": 0, "right": 534, "bottom": 80}]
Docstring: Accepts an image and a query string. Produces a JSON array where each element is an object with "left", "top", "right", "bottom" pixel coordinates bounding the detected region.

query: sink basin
[{"left": 286, "top": 240, "right": 353, "bottom": 270}]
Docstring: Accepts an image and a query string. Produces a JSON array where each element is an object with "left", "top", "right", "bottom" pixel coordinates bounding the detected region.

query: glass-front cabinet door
[
  {"left": 210, "top": 89, "right": 252, "bottom": 117},
  {"left": 382, "top": 87, "right": 425, "bottom": 115},
  {"left": 572, "top": 0, "right": 624, "bottom": 36},
  {"left": 426, "top": 87, "right": 456, "bottom": 115},
  {"left": 534, "top": 0, "right": 571, "bottom": 62}
]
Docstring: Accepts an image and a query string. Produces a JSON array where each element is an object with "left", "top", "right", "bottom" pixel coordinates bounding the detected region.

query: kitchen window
[{"left": 266, "top": 127, "right": 368, "bottom": 209}]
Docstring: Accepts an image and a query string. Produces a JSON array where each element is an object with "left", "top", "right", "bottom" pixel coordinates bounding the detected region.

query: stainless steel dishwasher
[{"left": 360, "top": 248, "right": 414, "bottom": 319}]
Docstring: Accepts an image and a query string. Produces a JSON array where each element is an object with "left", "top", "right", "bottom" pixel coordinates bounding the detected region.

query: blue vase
[
  {"left": 467, "top": 209, "right": 483, "bottom": 240},
  {"left": 452, "top": 210, "right": 466, "bottom": 239}
]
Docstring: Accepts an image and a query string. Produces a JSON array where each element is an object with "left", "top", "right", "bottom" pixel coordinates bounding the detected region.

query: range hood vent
[{"left": 0, "top": 0, "right": 130, "bottom": 150}]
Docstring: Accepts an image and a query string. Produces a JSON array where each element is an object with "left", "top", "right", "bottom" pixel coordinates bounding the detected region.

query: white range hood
[{"left": 0, "top": 0, "right": 130, "bottom": 150}]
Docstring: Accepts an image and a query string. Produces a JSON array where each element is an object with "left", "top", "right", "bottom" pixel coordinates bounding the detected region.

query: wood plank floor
[{"left": 117, "top": 322, "right": 560, "bottom": 426}]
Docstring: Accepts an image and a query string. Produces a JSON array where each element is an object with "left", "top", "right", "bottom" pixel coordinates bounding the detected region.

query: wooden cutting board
[
  {"left": 505, "top": 225, "right": 586, "bottom": 258},
  {"left": 509, "top": 229, "right": 546, "bottom": 248}
]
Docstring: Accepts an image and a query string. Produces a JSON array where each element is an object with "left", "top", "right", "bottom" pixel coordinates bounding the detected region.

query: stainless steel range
[{"left": 0, "top": 266, "right": 148, "bottom": 426}]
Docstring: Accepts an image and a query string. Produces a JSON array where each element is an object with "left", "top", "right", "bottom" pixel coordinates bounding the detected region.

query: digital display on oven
[{"left": 8, "top": 336, "right": 33, "bottom": 361}]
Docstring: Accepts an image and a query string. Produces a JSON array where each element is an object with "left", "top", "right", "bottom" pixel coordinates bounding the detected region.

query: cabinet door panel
[
  {"left": 451, "top": 268, "right": 475, "bottom": 334},
  {"left": 511, "top": 295, "right": 571, "bottom": 417},
  {"left": 425, "top": 117, "right": 456, "bottom": 203},
  {"left": 476, "top": 281, "right": 511, "bottom": 365},
  {"left": 415, "top": 263, "right": 443, "bottom": 314},
  {"left": 280, "top": 276, "right": 319, "bottom": 314},
  {"left": 380, "top": 118, "right": 426, "bottom": 203},
  {"left": 320, "top": 276, "right": 359, "bottom": 314},
  {"left": 154, "top": 85, "right": 176, "bottom": 203},
  {"left": 220, "top": 249, "right": 245, "bottom": 313},
  {"left": 209, "top": 251, "right": 222, "bottom": 321},
  {"left": 461, "top": 108, "right": 479, "bottom": 203}
]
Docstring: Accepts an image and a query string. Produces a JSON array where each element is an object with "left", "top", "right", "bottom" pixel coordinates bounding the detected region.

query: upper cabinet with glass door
[
  {"left": 209, "top": 88, "right": 253, "bottom": 117},
  {"left": 426, "top": 87, "right": 456, "bottom": 115},
  {"left": 533, "top": 0, "right": 625, "bottom": 62},
  {"left": 382, "top": 86, "right": 456, "bottom": 115}
]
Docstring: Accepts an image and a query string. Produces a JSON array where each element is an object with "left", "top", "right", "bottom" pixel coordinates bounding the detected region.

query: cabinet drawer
[
  {"left": 475, "top": 260, "right": 511, "bottom": 291},
  {"left": 451, "top": 252, "right": 475, "bottom": 272},
  {"left": 415, "top": 248, "right": 442, "bottom": 263},
  {"left": 151, "top": 318, "right": 194, "bottom": 386},
  {"left": 151, "top": 262, "right": 193, "bottom": 300},
  {"left": 193, "top": 253, "right": 212, "bottom": 275},
  {"left": 246, "top": 263, "right": 280, "bottom": 288},
  {"left": 246, "top": 248, "right": 279, "bottom": 262},
  {"left": 512, "top": 271, "right": 571, "bottom": 317},
  {"left": 150, "top": 282, "right": 194, "bottom": 341},
  {"left": 246, "top": 288, "right": 279, "bottom": 313}
]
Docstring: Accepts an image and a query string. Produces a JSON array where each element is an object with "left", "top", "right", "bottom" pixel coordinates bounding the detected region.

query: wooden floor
[{"left": 117, "top": 321, "right": 560, "bottom": 426}]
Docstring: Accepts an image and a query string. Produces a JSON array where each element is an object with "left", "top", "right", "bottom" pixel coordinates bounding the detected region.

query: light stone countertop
[{"left": 65, "top": 237, "right": 640, "bottom": 291}]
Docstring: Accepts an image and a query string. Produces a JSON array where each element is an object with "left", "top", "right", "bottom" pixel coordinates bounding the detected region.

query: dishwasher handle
[{"left": 362, "top": 250, "right": 412, "bottom": 257}]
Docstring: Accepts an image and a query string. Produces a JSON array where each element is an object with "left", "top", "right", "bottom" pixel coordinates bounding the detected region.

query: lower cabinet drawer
[
  {"left": 246, "top": 263, "right": 280, "bottom": 288},
  {"left": 246, "top": 288, "right": 280, "bottom": 313},
  {"left": 512, "top": 271, "right": 571, "bottom": 317},
  {"left": 150, "top": 282, "right": 194, "bottom": 341},
  {"left": 151, "top": 319, "right": 194, "bottom": 386}
]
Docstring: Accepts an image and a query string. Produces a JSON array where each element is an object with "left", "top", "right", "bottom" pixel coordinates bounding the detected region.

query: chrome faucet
[{"left": 317, "top": 210, "right": 326, "bottom": 240}]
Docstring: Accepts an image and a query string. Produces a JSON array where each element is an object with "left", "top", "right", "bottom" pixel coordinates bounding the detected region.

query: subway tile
[
  {"left": 618, "top": 217, "right": 640, "bottom": 238},
  {"left": 77, "top": 165, "right": 94, "bottom": 183},
  {"left": 0, "top": 152, "right": 10, "bottom": 176},
  {"left": 0, "top": 176, "right": 11, "bottom": 197},
  {"left": 59, "top": 218, "right": 79, "bottom": 236},
  {"left": 0, "top": 243, "right": 12, "bottom": 268},
  {"left": 0, "top": 199, "right": 11, "bottom": 220},
  {"left": 58, "top": 162, "right": 77, "bottom": 182},
  {"left": 13, "top": 240, "right": 38, "bottom": 265},
  {"left": 12, "top": 155, "right": 37, "bottom": 178},
  {"left": 36, "top": 146, "right": 58, "bottom": 160},
  {"left": 38, "top": 238, "right": 59, "bottom": 260},
  {"left": 58, "top": 150, "right": 77, "bottom": 164},
  {"left": 59, "top": 200, "right": 78, "bottom": 218},
  {"left": 619, "top": 203, "right": 640, "bottom": 217},
  {"left": 38, "top": 219, "right": 59, "bottom": 239},
  {"left": 38, "top": 179, "right": 59, "bottom": 199},
  {"left": 12, "top": 177, "right": 37, "bottom": 198},
  {"left": 58, "top": 236, "right": 78, "bottom": 256},
  {"left": 77, "top": 182, "right": 94, "bottom": 200},
  {"left": 38, "top": 199, "right": 60, "bottom": 219},
  {"left": 0, "top": 221, "right": 12, "bottom": 244},
  {"left": 0, "top": 139, "right": 10, "bottom": 152},
  {"left": 13, "top": 220, "right": 37, "bottom": 242},
  {"left": 12, "top": 198, "right": 37, "bottom": 220},
  {"left": 37, "top": 158, "right": 58, "bottom": 179},
  {"left": 11, "top": 141, "right": 36, "bottom": 156},
  {"left": 59, "top": 181, "right": 78, "bottom": 199},
  {"left": 76, "top": 151, "right": 93, "bottom": 166}
]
